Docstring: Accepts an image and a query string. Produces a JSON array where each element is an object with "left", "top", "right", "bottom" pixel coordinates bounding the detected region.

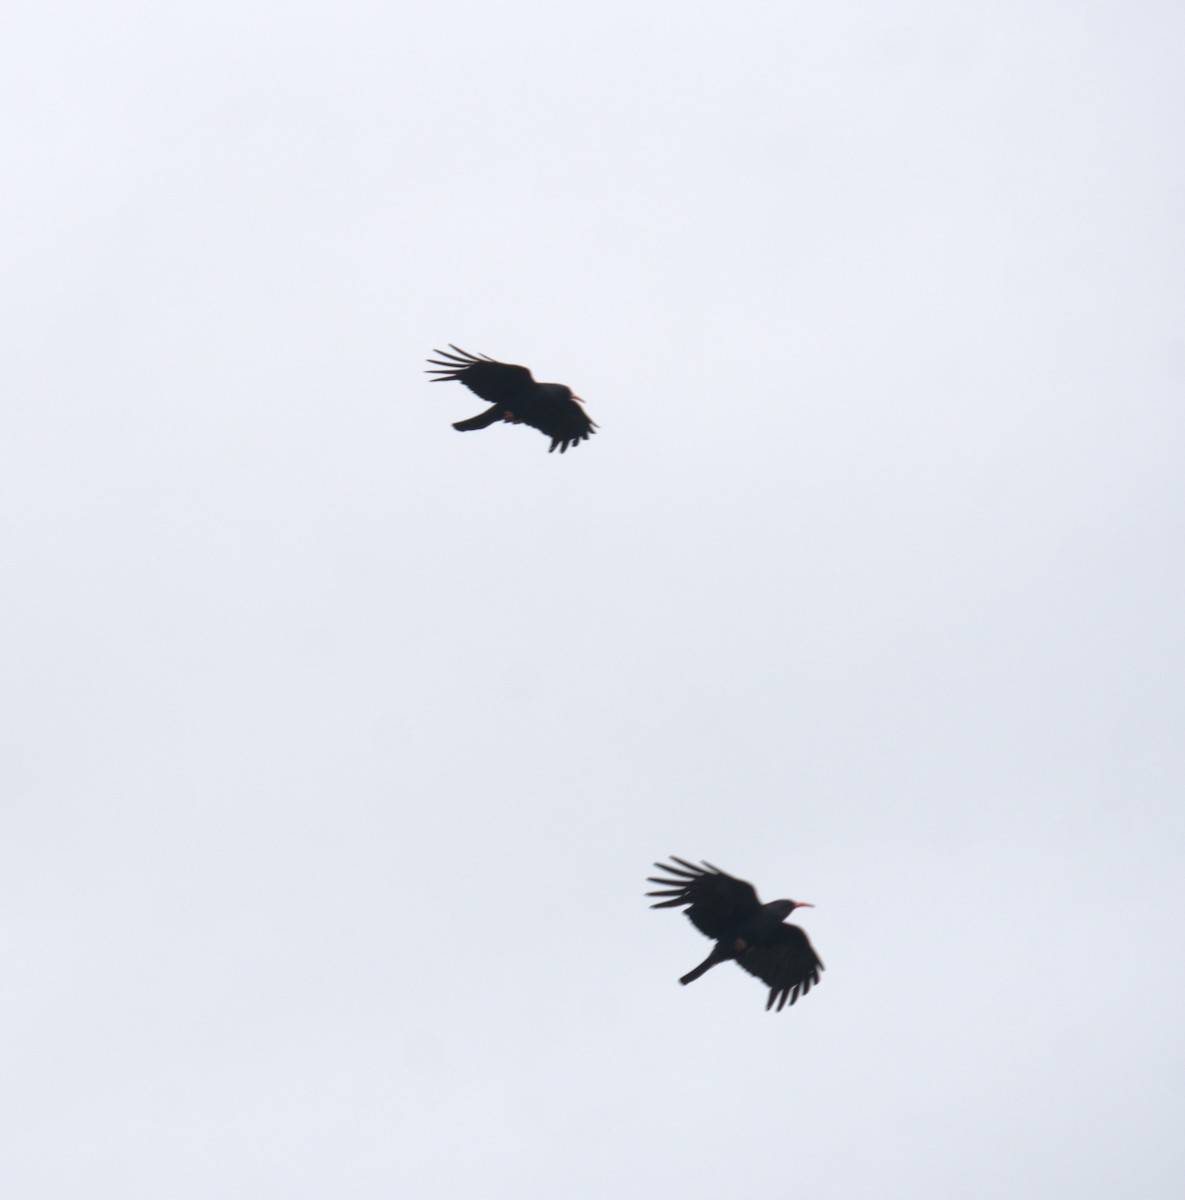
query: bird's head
[{"left": 770, "top": 899, "right": 814, "bottom": 920}]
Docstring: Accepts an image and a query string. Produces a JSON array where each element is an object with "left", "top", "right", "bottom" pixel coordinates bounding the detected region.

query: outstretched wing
[
  {"left": 426, "top": 346, "right": 535, "bottom": 405},
  {"left": 647, "top": 858, "right": 762, "bottom": 939},
  {"left": 525, "top": 393, "right": 597, "bottom": 454},
  {"left": 736, "top": 924, "right": 824, "bottom": 1012}
]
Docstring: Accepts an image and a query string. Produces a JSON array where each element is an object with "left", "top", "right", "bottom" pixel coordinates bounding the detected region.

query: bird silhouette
[
  {"left": 426, "top": 346, "right": 596, "bottom": 453},
  {"left": 647, "top": 858, "right": 824, "bottom": 1011}
]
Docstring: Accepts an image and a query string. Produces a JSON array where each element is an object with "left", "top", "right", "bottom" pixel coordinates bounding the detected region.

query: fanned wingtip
[{"left": 670, "top": 855, "right": 704, "bottom": 871}]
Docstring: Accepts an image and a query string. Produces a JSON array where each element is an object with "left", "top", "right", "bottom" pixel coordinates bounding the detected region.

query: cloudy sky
[{"left": 3, "top": 2, "right": 1183, "bottom": 1196}]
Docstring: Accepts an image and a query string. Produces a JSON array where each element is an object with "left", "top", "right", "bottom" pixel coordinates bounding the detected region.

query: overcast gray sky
[{"left": 3, "top": 2, "right": 1183, "bottom": 1197}]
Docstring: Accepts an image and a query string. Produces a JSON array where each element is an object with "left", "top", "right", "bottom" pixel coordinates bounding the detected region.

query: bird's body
[
  {"left": 426, "top": 345, "right": 596, "bottom": 453},
  {"left": 647, "top": 858, "right": 824, "bottom": 1011}
]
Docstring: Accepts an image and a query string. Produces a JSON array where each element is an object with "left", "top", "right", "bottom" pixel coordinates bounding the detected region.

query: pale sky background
[{"left": 3, "top": 2, "right": 1184, "bottom": 1197}]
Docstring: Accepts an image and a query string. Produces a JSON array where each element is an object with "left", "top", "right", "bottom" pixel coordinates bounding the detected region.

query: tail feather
[
  {"left": 452, "top": 405, "right": 503, "bottom": 432},
  {"left": 679, "top": 954, "right": 720, "bottom": 986}
]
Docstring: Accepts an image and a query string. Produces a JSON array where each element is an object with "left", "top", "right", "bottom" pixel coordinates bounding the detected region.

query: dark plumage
[
  {"left": 647, "top": 857, "right": 824, "bottom": 1011},
  {"left": 425, "top": 345, "right": 596, "bottom": 453}
]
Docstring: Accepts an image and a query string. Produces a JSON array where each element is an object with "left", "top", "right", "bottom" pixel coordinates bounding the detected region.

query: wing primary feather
[
  {"left": 670, "top": 856, "right": 710, "bottom": 873},
  {"left": 652, "top": 865, "right": 698, "bottom": 880},
  {"left": 659, "top": 861, "right": 702, "bottom": 877}
]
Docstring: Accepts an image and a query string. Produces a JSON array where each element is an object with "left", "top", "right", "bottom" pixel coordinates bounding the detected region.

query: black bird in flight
[
  {"left": 426, "top": 346, "right": 597, "bottom": 453},
  {"left": 647, "top": 858, "right": 824, "bottom": 1011}
]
